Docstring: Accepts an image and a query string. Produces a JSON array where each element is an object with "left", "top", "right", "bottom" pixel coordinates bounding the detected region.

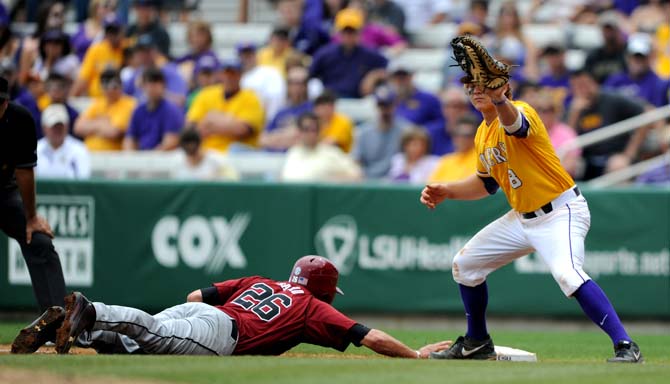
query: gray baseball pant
[{"left": 77, "top": 302, "right": 238, "bottom": 355}]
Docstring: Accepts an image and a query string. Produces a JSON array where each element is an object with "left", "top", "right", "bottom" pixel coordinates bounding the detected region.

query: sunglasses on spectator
[
  {"left": 299, "top": 125, "right": 319, "bottom": 132},
  {"left": 101, "top": 79, "right": 122, "bottom": 89}
]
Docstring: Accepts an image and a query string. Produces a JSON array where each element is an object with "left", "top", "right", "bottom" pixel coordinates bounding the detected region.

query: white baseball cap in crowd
[
  {"left": 42, "top": 104, "right": 70, "bottom": 127},
  {"left": 626, "top": 33, "right": 653, "bottom": 56}
]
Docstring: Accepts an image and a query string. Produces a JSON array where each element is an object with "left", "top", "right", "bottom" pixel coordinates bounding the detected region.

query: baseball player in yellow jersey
[{"left": 420, "top": 81, "right": 643, "bottom": 363}]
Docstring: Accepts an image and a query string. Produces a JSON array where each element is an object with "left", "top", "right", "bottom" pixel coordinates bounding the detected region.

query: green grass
[{"left": 1, "top": 322, "right": 668, "bottom": 384}]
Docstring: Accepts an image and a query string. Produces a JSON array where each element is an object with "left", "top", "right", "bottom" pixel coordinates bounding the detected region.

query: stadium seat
[
  {"left": 410, "top": 24, "right": 458, "bottom": 48},
  {"left": 522, "top": 24, "right": 566, "bottom": 47},
  {"left": 565, "top": 49, "right": 587, "bottom": 70},
  {"left": 167, "top": 23, "right": 188, "bottom": 57},
  {"left": 571, "top": 25, "right": 603, "bottom": 50},
  {"left": 336, "top": 98, "right": 376, "bottom": 124},
  {"left": 414, "top": 71, "right": 444, "bottom": 93},
  {"left": 169, "top": 23, "right": 272, "bottom": 57},
  {"left": 393, "top": 49, "right": 447, "bottom": 73},
  {"left": 216, "top": 48, "right": 237, "bottom": 61},
  {"left": 212, "top": 24, "right": 273, "bottom": 51},
  {"left": 70, "top": 97, "right": 93, "bottom": 113},
  {"left": 90, "top": 151, "right": 287, "bottom": 180}
]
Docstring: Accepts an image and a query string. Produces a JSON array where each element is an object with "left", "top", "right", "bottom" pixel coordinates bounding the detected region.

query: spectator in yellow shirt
[
  {"left": 186, "top": 60, "right": 265, "bottom": 152},
  {"left": 428, "top": 114, "right": 479, "bottom": 183},
  {"left": 256, "top": 27, "right": 296, "bottom": 77},
  {"left": 74, "top": 69, "right": 136, "bottom": 151},
  {"left": 313, "top": 91, "right": 354, "bottom": 153},
  {"left": 654, "top": 22, "right": 670, "bottom": 79},
  {"left": 71, "top": 14, "right": 125, "bottom": 98}
]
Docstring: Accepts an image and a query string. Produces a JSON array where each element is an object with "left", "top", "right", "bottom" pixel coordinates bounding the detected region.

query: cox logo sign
[{"left": 152, "top": 214, "right": 250, "bottom": 274}]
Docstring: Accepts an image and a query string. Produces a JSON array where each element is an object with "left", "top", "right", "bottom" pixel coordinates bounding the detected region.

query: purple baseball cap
[
  {"left": 236, "top": 42, "right": 257, "bottom": 54},
  {"left": 195, "top": 56, "right": 220, "bottom": 74},
  {"left": 220, "top": 59, "right": 242, "bottom": 72},
  {"left": 103, "top": 14, "right": 123, "bottom": 30}
]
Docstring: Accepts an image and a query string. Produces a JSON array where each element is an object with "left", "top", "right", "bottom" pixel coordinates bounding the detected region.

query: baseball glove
[{"left": 450, "top": 35, "right": 512, "bottom": 89}]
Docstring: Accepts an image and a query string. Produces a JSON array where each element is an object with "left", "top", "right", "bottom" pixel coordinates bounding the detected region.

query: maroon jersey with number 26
[{"left": 212, "top": 276, "right": 357, "bottom": 355}]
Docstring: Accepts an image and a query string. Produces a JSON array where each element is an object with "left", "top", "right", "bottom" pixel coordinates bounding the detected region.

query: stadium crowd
[{"left": 1, "top": 0, "right": 669, "bottom": 184}]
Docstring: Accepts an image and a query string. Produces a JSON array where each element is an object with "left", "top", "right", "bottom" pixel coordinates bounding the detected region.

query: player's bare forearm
[
  {"left": 486, "top": 85, "right": 518, "bottom": 127},
  {"left": 451, "top": 175, "right": 491, "bottom": 200},
  {"left": 362, "top": 329, "right": 452, "bottom": 358},
  {"left": 493, "top": 97, "right": 519, "bottom": 127},
  {"left": 14, "top": 168, "right": 37, "bottom": 219},
  {"left": 420, "top": 174, "right": 489, "bottom": 209},
  {"left": 361, "top": 329, "right": 421, "bottom": 358}
]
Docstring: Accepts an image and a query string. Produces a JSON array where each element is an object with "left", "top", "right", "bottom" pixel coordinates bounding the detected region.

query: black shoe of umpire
[
  {"left": 11, "top": 306, "right": 66, "bottom": 354},
  {"left": 56, "top": 292, "right": 96, "bottom": 354},
  {"left": 607, "top": 340, "right": 643, "bottom": 363},
  {"left": 430, "top": 335, "right": 497, "bottom": 360}
]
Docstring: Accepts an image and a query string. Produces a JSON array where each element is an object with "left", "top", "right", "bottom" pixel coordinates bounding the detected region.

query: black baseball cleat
[
  {"left": 11, "top": 306, "right": 66, "bottom": 354},
  {"left": 607, "top": 340, "right": 643, "bottom": 363},
  {"left": 55, "top": 292, "right": 96, "bottom": 354},
  {"left": 430, "top": 335, "right": 497, "bottom": 360}
]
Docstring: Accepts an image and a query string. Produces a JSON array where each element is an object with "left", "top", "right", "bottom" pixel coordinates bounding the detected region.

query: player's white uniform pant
[
  {"left": 453, "top": 188, "right": 591, "bottom": 296},
  {"left": 78, "top": 302, "right": 238, "bottom": 355}
]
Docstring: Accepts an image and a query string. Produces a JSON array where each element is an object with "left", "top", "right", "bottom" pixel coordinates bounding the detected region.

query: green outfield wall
[{"left": 1, "top": 180, "right": 668, "bottom": 318}]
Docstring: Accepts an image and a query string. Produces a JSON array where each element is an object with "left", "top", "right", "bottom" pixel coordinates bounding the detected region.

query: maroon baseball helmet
[{"left": 289, "top": 255, "right": 344, "bottom": 304}]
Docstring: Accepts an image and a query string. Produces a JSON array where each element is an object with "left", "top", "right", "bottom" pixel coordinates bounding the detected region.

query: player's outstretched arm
[
  {"left": 361, "top": 329, "right": 451, "bottom": 358},
  {"left": 420, "top": 174, "right": 490, "bottom": 209}
]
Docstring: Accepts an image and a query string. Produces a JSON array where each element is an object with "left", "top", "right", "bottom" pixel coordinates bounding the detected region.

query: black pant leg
[{"left": 0, "top": 188, "right": 66, "bottom": 311}]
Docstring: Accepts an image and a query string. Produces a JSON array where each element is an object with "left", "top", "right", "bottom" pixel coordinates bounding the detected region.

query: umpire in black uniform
[{"left": 0, "top": 77, "right": 66, "bottom": 311}]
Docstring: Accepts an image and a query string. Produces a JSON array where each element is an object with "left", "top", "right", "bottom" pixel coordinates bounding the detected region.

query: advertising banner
[{"left": 1, "top": 181, "right": 667, "bottom": 318}]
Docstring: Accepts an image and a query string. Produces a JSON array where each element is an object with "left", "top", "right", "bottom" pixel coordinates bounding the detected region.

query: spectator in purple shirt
[
  {"left": 174, "top": 20, "right": 219, "bottom": 87},
  {"left": 538, "top": 42, "right": 572, "bottom": 107},
  {"left": 604, "top": 33, "right": 670, "bottom": 108},
  {"left": 123, "top": 34, "right": 188, "bottom": 106},
  {"left": 388, "top": 63, "right": 444, "bottom": 129},
  {"left": 277, "top": 0, "right": 330, "bottom": 56},
  {"left": 71, "top": 0, "right": 118, "bottom": 61},
  {"left": 261, "top": 65, "right": 313, "bottom": 152},
  {"left": 123, "top": 68, "right": 183, "bottom": 151},
  {"left": 309, "top": 8, "right": 388, "bottom": 98},
  {"left": 424, "top": 86, "right": 472, "bottom": 156}
]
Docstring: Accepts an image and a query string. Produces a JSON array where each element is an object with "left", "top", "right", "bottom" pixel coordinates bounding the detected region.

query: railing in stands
[
  {"left": 587, "top": 153, "right": 669, "bottom": 188},
  {"left": 558, "top": 105, "right": 670, "bottom": 188}
]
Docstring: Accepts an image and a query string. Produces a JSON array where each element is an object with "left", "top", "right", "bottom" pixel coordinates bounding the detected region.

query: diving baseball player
[
  {"left": 12, "top": 256, "right": 450, "bottom": 358},
  {"left": 419, "top": 37, "right": 642, "bottom": 363}
]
